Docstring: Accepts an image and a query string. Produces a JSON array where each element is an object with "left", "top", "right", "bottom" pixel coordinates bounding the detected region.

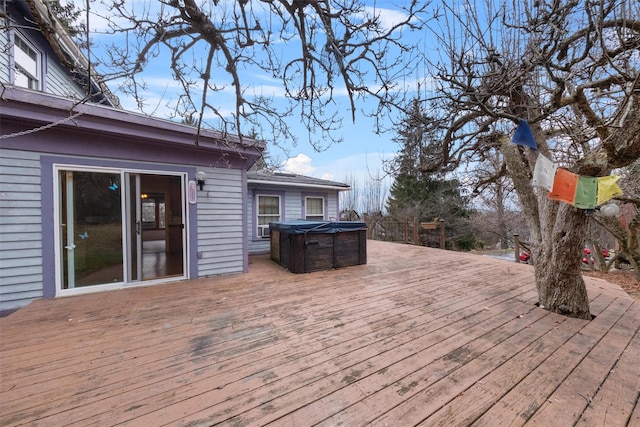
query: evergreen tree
[{"left": 387, "top": 101, "right": 476, "bottom": 250}]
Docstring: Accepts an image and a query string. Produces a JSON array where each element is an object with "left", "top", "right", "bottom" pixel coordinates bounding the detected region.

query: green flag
[{"left": 574, "top": 176, "right": 598, "bottom": 209}]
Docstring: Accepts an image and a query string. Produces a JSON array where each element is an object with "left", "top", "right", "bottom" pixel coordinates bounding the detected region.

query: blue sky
[{"left": 66, "top": 0, "right": 436, "bottom": 187}]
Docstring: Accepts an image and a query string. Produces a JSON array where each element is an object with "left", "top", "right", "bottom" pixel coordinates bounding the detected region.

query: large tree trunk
[
  {"left": 495, "top": 185, "right": 509, "bottom": 250},
  {"left": 502, "top": 138, "right": 592, "bottom": 320},
  {"left": 533, "top": 204, "right": 592, "bottom": 319}
]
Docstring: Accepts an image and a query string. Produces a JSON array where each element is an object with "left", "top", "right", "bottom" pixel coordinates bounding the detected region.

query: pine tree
[{"left": 387, "top": 102, "right": 476, "bottom": 250}]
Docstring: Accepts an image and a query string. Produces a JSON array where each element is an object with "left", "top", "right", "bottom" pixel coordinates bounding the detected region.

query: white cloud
[
  {"left": 137, "top": 76, "right": 199, "bottom": 91},
  {"left": 117, "top": 94, "right": 170, "bottom": 116},
  {"left": 278, "top": 149, "right": 395, "bottom": 187},
  {"left": 321, "top": 172, "right": 335, "bottom": 180},
  {"left": 305, "top": 152, "right": 395, "bottom": 193},
  {"left": 361, "top": 6, "right": 410, "bottom": 31},
  {"left": 282, "top": 154, "right": 316, "bottom": 175},
  {"left": 110, "top": 72, "right": 238, "bottom": 119},
  {"left": 60, "top": 0, "right": 126, "bottom": 33}
]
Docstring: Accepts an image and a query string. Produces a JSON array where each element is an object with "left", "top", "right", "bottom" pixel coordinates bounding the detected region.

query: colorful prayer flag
[
  {"left": 573, "top": 176, "right": 598, "bottom": 209},
  {"left": 511, "top": 119, "right": 538, "bottom": 150},
  {"left": 531, "top": 154, "right": 558, "bottom": 191},
  {"left": 548, "top": 168, "right": 579, "bottom": 205},
  {"left": 597, "top": 175, "right": 623, "bottom": 205}
]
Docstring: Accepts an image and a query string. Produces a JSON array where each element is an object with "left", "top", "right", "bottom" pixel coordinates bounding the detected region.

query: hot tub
[{"left": 269, "top": 220, "right": 367, "bottom": 273}]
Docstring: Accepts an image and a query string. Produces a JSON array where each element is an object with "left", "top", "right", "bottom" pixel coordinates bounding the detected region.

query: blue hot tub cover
[{"left": 269, "top": 220, "right": 367, "bottom": 234}]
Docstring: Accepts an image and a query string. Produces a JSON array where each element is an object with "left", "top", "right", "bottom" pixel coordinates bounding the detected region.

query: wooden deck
[{"left": 1, "top": 240, "right": 638, "bottom": 426}]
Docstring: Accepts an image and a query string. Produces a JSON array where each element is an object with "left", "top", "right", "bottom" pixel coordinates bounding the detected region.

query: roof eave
[
  {"left": 1, "top": 86, "right": 265, "bottom": 158},
  {"left": 247, "top": 179, "right": 351, "bottom": 191}
]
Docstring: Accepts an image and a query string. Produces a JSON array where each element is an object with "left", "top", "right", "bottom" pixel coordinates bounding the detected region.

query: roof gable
[{"left": 6, "top": 0, "right": 120, "bottom": 107}]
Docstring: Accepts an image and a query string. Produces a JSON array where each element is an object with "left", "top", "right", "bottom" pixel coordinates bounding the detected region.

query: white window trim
[
  {"left": 305, "top": 196, "right": 325, "bottom": 221},
  {"left": 12, "top": 32, "right": 42, "bottom": 91},
  {"left": 256, "top": 194, "right": 281, "bottom": 238}
]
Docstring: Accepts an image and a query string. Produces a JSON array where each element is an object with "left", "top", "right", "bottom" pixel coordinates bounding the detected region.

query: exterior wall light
[{"left": 196, "top": 170, "right": 207, "bottom": 191}]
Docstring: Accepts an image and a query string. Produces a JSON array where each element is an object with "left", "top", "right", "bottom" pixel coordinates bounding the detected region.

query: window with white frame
[
  {"left": 13, "top": 34, "right": 41, "bottom": 90},
  {"left": 305, "top": 197, "right": 325, "bottom": 220},
  {"left": 257, "top": 195, "right": 280, "bottom": 238}
]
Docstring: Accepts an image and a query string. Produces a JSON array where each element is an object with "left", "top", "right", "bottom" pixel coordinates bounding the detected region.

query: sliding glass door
[
  {"left": 60, "top": 170, "right": 124, "bottom": 288},
  {"left": 58, "top": 167, "right": 186, "bottom": 292},
  {"left": 126, "top": 173, "right": 142, "bottom": 282},
  {"left": 126, "top": 173, "right": 185, "bottom": 282}
]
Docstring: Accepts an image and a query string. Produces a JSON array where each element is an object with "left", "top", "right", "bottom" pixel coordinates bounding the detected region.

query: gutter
[{"left": 247, "top": 179, "right": 351, "bottom": 191}]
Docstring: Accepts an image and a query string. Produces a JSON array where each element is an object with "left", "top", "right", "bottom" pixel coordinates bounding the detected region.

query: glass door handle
[{"left": 136, "top": 221, "right": 141, "bottom": 235}]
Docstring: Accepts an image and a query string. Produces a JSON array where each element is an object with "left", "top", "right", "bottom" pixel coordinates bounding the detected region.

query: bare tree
[
  {"left": 363, "top": 170, "right": 389, "bottom": 215},
  {"left": 592, "top": 160, "right": 640, "bottom": 278},
  {"left": 340, "top": 173, "right": 362, "bottom": 219},
  {"left": 471, "top": 146, "right": 515, "bottom": 249},
  {"left": 339, "top": 171, "right": 389, "bottom": 219},
  {"left": 61, "top": 0, "right": 432, "bottom": 152},
  {"left": 418, "top": 0, "right": 640, "bottom": 318}
]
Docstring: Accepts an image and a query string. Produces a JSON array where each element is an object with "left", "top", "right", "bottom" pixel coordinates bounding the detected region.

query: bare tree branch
[{"left": 80, "top": 0, "right": 432, "bottom": 152}]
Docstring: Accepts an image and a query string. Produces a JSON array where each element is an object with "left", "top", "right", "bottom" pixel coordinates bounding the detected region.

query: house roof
[
  {"left": 247, "top": 170, "right": 351, "bottom": 191},
  {"left": 0, "top": 86, "right": 265, "bottom": 168}
]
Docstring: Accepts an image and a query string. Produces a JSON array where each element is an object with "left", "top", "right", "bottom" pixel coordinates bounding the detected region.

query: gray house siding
[
  {"left": 0, "top": 27, "right": 86, "bottom": 98},
  {"left": 0, "top": 25, "right": 80, "bottom": 97},
  {"left": 0, "top": 149, "right": 252, "bottom": 313},
  {"left": 247, "top": 184, "right": 342, "bottom": 254},
  {"left": 197, "top": 168, "right": 246, "bottom": 276},
  {"left": 1, "top": 87, "right": 263, "bottom": 314},
  {"left": 45, "top": 60, "right": 87, "bottom": 99},
  {"left": 0, "top": 150, "right": 44, "bottom": 312}
]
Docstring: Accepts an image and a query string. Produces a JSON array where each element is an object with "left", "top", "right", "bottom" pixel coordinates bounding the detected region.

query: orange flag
[{"left": 548, "top": 168, "right": 579, "bottom": 205}]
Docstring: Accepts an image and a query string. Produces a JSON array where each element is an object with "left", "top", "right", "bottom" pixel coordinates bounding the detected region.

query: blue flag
[{"left": 511, "top": 119, "right": 538, "bottom": 150}]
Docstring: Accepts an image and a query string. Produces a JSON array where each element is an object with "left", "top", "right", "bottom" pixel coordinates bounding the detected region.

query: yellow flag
[{"left": 597, "top": 175, "right": 623, "bottom": 205}]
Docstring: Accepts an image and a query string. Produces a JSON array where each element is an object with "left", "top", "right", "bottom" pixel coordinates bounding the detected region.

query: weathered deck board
[
  {"left": 526, "top": 302, "right": 640, "bottom": 426},
  {"left": 470, "top": 297, "right": 636, "bottom": 427},
  {"left": 573, "top": 325, "right": 639, "bottom": 426},
  {"left": 176, "top": 291, "right": 539, "bottom": 427},
  {"left": 0, "top": 240, "right": 638, "bottom": 427}
]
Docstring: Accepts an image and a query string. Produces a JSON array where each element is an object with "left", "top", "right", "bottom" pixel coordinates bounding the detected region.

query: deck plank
[
  {"left": 320, "top": 291, "right": 619, "bottom": 426},
  {"left": 302, "top": 303, "right": 552, "bottom": 427},
  {"left": 177, "top": 292, "right": 539, "bottom": 427},
  {"left": 470, "top": 296, "right": 636, "bottom": 427},
  {"left": 67, "top": 267, "right": 536, "bottom": 426},
  {"left": 363, "top": 312, "right": 588, "bottom": 426},
  {"left": 2, "top": 266, "right": 502, "bottom": 419},
  {"left": 0, "top": 240, "right": 638, "bottom": 427},
  {"left": 573, "top": 319, "right": 640, "bottom": 427},
  {"left": 527, "top": 302, "right": 640, "bottom": 426}
]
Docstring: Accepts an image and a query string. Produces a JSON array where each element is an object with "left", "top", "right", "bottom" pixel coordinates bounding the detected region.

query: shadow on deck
[{"left": 1, "top": 240, "right": 638, "bottom": 426}]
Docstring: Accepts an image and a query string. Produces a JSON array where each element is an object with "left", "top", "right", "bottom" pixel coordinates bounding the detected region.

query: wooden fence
[{"left": 363, "top": 216, "right": 446, "bottom": 249}]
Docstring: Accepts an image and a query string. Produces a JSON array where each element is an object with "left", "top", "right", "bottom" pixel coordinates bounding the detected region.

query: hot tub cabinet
[{"left": 269, "top": 220, "right": 367, "bottom": 273}]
